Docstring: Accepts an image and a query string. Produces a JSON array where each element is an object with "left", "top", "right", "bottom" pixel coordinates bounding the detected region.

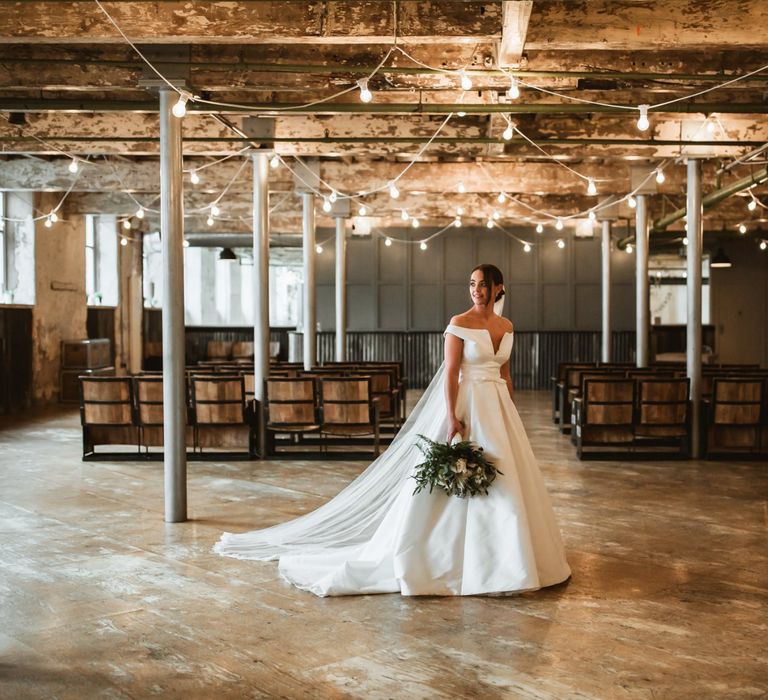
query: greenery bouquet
[{"left": 412, "top": 434, "right": 502, "bottom": 498}]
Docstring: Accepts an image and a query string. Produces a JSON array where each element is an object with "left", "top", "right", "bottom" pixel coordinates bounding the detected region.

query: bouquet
[{"left": 412, "top": 434, "right": 502, "bottom": 499}]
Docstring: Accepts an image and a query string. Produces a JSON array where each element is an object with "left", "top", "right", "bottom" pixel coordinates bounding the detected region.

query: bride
[{"left": 215, "top": 264, "right": 571, "bottom": 596}]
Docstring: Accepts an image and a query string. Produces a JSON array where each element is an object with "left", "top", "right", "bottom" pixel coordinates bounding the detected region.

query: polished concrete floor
[{"left": 0, "top": 392, "right": 766, "bottom": 699}]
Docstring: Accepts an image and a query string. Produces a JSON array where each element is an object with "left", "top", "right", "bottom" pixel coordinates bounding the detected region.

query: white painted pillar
[
  {"left": 302, "top": 193, "right": 316, "bottom": 370},
  {"left": 601, "top": 219, "right": 612, "bottom": 363},
  {"left": 635, "top": 194, "right": 650, "bottom": 367},
  {"left": 252, "top": 153, "right": 270, "bottom": 401},
  {"left": 334, "top": 216, "right": 347, "bottom": 362},
  {"left": 686, "top": 159, "right": 703, "bottom": 458},
  {"left": 159, "top": 88, "right": 186, "bottom": 523}
]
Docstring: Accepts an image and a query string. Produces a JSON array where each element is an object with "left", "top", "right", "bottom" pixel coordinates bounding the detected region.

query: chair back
[
  {"left": 134, "top": 375, "right": 165, "bottom": 426},
  {"left": 712, "top": 378, "right": 763, "bottom": 426},
  {"left": 637, "top": 378, "right": 689, "bottom": 427},
  {"left": 320, "top": 377, "right": 373, "bottom": 426},
  {"left": 583, "top": 378, "right": 635, "bottom": 426},
  {"left": 232, "top": 341, "right": 254, "bottom": 360},
  {"left": 266, "top": 377, "right": 318, "bottom": 427},
  {"left": 206, "top": 340, "right": 232, "bottom": 361},
  {"left": 192, "top": 376, "right": 245, "bottom": 425},
  {"left": 80, "top": 377, "right": 134, "bottom": 426}
]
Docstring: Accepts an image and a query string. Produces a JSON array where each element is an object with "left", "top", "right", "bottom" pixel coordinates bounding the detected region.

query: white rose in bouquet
[{"left": 452, "top": 457, "right": 468, "bottom": 473}]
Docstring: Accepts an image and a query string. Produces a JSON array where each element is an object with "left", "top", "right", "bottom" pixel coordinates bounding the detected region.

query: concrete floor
[{"left": 0, "top": 392, "right": 766, "bottom": 699}]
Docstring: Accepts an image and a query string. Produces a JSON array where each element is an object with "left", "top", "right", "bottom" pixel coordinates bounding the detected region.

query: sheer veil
[{"left": 214, "top": 292, "right": 506, "bottom": 562}]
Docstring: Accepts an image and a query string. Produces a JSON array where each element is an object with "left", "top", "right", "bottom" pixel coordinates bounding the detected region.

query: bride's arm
[
  {"left": 444, "top": 332, "right": 464, "bottom": 440},
  {"left": 500, "top": 360, "right": 515, "bottom": 402}
]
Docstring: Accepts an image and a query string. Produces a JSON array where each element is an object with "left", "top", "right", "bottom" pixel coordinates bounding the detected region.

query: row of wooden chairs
[{"left": 80, "top": 374, "right": 256, "bottom": 459}]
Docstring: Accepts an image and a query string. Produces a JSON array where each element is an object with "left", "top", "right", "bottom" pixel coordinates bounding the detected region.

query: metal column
[
  {"left": 302, "top": 192, "right": 316, "bottom": 370},
  {"left": 635, "top": 194, "right": 650, "bottom": 367},
  {"left": 159, "top": 88, "right": 186, "bottom": 523},
  {"left": 252, "top": 153, "right": 269, "bottom": 456},
  {"left": 334, "top": 217, "right": 347, "bottom": 362},
  {"left": 601, "top": 220, "right": 612, "bottom": 363},
  {"left": 686, "top": 159, "right": 703, "bottom": 458}
]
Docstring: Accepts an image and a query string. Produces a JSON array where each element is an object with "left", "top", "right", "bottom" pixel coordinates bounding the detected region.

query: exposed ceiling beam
[{"left": 498, "top": 1, "right": 533, "bottom": 68}]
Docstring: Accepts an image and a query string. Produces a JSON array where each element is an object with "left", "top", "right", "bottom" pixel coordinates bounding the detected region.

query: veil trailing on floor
[{"left": 214, "top": 293, "right": 505, "bottom": 562}]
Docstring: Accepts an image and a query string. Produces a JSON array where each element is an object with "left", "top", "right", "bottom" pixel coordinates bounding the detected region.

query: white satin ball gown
[{"left": 215, "top": 323, "right": 571, "bottom": 597}]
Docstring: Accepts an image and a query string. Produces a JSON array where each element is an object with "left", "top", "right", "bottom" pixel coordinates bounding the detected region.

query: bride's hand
[{"left": 447, "top": 416, "right": 464, "bottom": 442}]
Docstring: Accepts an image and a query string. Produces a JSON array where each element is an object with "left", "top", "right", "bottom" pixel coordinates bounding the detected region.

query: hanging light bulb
[
  {"left": 626, "top": 244, "right": 634, "bottom": 254},
  {"left": 322, "top": 197, "right": 332, "bottom": 213},
  {"left": 388, "top": 181, "right": 400, "bottom": 199},
  {"left": 49, "top": 211, "right": 58, "bottom": 223},
  {"left": 120, "top": 237, "right": 128, "bottom": 247},
  {"left": 315, "top": 244, "right": 323, "bottom": 254},
  {"left": 411, "top": 218, "right": 420, "bottom": 229},
  {"left": 269, "top": 154, "right": 280, "bottom": 169},
  {"left": 523, "top": 242, "right": 531, "bottom": 253},
  {"left": 457, "top": 181, "right": 466, "bottom": 194},
  {"left": 747, "top": 197, "right": 757, "bottom": 212},
  {"left": 358, "top": 205, "right": 367, "bottom": 216},
  {"left": 706, "top": 117, "right": 716, "bottom": 134},
  {"left": 329, "top": 190, "right": 338, "bottom": 203},
  {"left": 486, "top": 218, "right": 494, "bottom": 229},
  {"left": 739, "top": 223, "right": 747, "bottom": 234},
  {"left": 420, "top": 241, "right": 428, "bottom": 251},
  {"left": 760, "top": 241, "right": 767, "bottom": 251},
  {"left": 456, "top": 207, "right": 464, "bottom": 217},
  {"left": 536, "top": 223, "right": 544, "bottom": 234},
  {"left": 183, "top": 238, "right": 190, "bottom": 248},
  {"left": 502, "top": 119, "right": 514, "bottom": 141},
  {"left": 587, "top": 178, "right": 597, "bottom": 196},
  {"left": 454, "top": 217, "right": 462, "bottom": 228},
  {"left": 384, "top": 237, "right": 392, "bottom": 247},
  {"left": 122, "top": 219, "right": 131, "bottom": 230},
  {"left": 190, "top": 169, "right": 200, "bottom": 185},
  {"left": 68, "top": 158, "right": 79, "bottom": 174},
  {"left": 44, "top": 215, "right": 53, "bottom": 228},
  {"left": 555, "top": 218, "right": 564, "bottom": 231},
  {"left": 497, "top": 192, "right": 506, "bottom": 204},
  {"left": 682, "top": 237, "right": 689, "bottom": 246},
  {"left": 507, "top": 76, "right": 520, "bottom": 100},
  {"left": 135, "top": 206, "right": 145, "bottom": 219},
  {"left": 636, "top": 104, "right": 650, "bottom": 131},
  {"left": 401, "top": 209, "right": 409, "bottom": 221},
  {"left": 210, "top": 204, "right": 220, "bottom": 217},
  {"left": 457, "top": 111, "right": 466, "bottom": 117},
  {"left": 588, "top": 210, "right": 596, "bottom": 222},
  {"left": 357, "top": 77, "right": 373, "bottom": 103},
  {"left": 556, "top": 238, "right": 565, "bottom": 249},
  {"left": 627, "top": 195, "right": 637, "bottom": 209},
  {"left": 172, "top": 92, "right": 189, "bottom": 118},
  {"left": 655, "top": 169, "right": 665, "bottom": 184},
  {"left": 207, "top": 215, "right": 215, "bottom": 227},
  {"left": 459, "top": 70, "right": 473, "bottom": 91},
  {"left": 492, "top": 210, "right": 500, "bottom": 220}
]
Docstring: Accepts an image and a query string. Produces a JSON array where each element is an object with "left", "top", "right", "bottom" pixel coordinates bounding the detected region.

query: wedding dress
[{"left": 215, "top": 322, "right": 571, "bottom": 597}]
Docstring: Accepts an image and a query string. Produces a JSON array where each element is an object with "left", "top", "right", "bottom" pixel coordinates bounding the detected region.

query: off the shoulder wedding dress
[{"left": 215, "top": 323, "right": 571, "bottom": 597}]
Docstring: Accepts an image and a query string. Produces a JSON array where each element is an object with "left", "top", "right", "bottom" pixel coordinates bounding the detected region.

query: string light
[
  {"left": 459, "top": 70, "right": 473, "bottom": 91},
  {"left": 587, "top": 178, "right": 597, "bottom": 196},
  {"left": 627, "top": 195, "right": 637, "bottom": 209},
  {"left": 457, "top": 111, "right": 466, "bottom": 117},
  {"left": 210, "top": 204, "right": 220, "bottom": 217},
  {"left": 358, "top": 205, "right": 367, "bottom": 216},
  {"left": 588, "top": 210, "right": 596, "bottom": 222},
  {"left": 492, "top": 210, "right": 500, "bottom": 220},
  {"left": 456, "top": 207, "right": 464, "bottom": 217},
  {"left": 270, "top": 154, "right": 280, "bottom": 169},
  {"left": 44, "top": 215, "right": 53, "bottom": 228},
  {"left": 357, "top": 78, "right": 373, "bottom": 103},
  {"left": 183, "top": 238, "right": 190, "bottom": 248},
  {"left": 411, "top": 218, "right": 420, "bottom": 228},
  {"left": 49, "top": 211, "right": 58, "bottom": 223},
  {"left": 190, "top": 169, "right": 200, "bottom": 185},
  {"left": 401, "top": 209, "right": 409, "bottom": 221},
  {"left": 135, "top": 206, "right": 145, "bottom": 219},
  {"left": 655, "top": 169, "right": 665, "bottom": 184},
  {"left": 747, "top": 197, "right": 757, "bottom": 211},
  {"left": 329, "top": 190, "right": 338, "bottom": 203},
  {"left": 172, "top": 92, "right": 189, "bottom": 118},
  {"left": 760, "top": 241, "right": 767, "bottom": 251},
  {"left": 497, "top": 192, "right": 506, "bottom": 204},
  {"left": 556, "top": 238, "right": 565, "bottom": 249},
  {"left": 636, "top": 104, "right": 650, "bottom": 131},
  {"left": 555, "top": 218, "right": 564, "bottom": 231},
  {"left": 523, "top": 242, "right": 531, "bottom": 253},
  {"left": 384, "top": 237, "right": 392, "bottom": 247},
  {"left": 122, "top": 219, "right": 131, "bottom": 230},
  {"left": 739, "top": 223, "right": 747, "bottom": 234},
  {"left": 388, "top": 181, "right": 400, "bottom": 199},
  {"left": 207, "top": 215, "right": 215, "bottom": 226},
  {"left": 68, "top": 158, "right": 79, "bottom": 174},
  {"left": 322, "top": 197, "right": 332, "bottom": 213},
  {"left": 120, "top": 237, "right": 128, "bottom": 247},
  {"left": 453, "top": 217, "right": 462, "bottom": 228},
  {"left": 507, "top": 76, "right": 520, "bottom": 100},
  {"left": 682, "top": 237, "right": 689, "bottom": 246},
  {"left": 502, "top": 119, "right": 514, "bottom": 141},
  {"left": 420, "top": 241, "right": 428, "bottom": 251},
  {"left": 486, "top": 218, "right": 494, "bottom": 229},
  {"left": 536, "top": 223, "right": 544, "bottom": 234},
  {"left": 457, "top": 181, "right": 466, "bottom": 194},
  {"left": 315, "top": 244, "right": 323, "bottom": 254},
  {"left": 626, "top": 244, "right": 634, "bottom": 254}
]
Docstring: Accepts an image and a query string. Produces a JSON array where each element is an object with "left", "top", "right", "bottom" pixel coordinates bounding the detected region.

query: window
[
  {"left": 0, "top": 191, "right": 35, "bottom": 305},
  {"left": 85, "top": 215, "right": 119, "bottom": 306},
  {"left": 0, "top": 192, "right": 6, "bottom": 297}
]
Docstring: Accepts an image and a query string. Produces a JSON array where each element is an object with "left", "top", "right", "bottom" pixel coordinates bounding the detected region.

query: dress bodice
[{"left": 444, "top": 324, "right": 514, "bottom": 383}]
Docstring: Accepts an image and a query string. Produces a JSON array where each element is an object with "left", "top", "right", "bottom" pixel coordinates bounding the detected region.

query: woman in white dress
[{"left": 215, "top": 264, "right": 571, "bottom": 596}]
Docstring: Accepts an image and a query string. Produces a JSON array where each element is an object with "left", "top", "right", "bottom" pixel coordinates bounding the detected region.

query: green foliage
[{"left": 412, "top": 434, "right": 502, "bottom": 499}]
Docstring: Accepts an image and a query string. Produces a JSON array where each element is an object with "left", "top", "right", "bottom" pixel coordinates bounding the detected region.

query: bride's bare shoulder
[
  {"left": 499, "top": 316, "right": 514, "bottom": 332},
  {"left": 448, "top": 313, "right": 471, "bottom": 328}
]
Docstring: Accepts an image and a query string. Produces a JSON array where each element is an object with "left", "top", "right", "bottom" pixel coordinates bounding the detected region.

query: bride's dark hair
[{"left": 471, "top": 264, "right": 505, "bottom": 303}]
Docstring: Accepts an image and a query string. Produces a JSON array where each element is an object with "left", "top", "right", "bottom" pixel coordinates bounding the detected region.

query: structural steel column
[
  {"left": 601, "top": 220, "right": 612, "bottom": 363},
  {"left": 159, "top": 88, "right": 186, "bottom": 523},
  {"left": 686, "top": 159, "right": 703, "bottom": 458},
  {"left": 252, "top": 152, "right": 270, "bottom": 456},
  {"left": 635, "top": 194, "right": 650, "bottom": 367},
  {"left": 334, "top": 216, "right": 347, "bottom": 362},
  {"left": 302, "top": 192, "right": 316, "bottom": 371}
]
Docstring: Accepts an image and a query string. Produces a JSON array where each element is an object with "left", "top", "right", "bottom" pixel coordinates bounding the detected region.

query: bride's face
[{"left": 469, "top": 270, "right": 498, "bottom": 307}]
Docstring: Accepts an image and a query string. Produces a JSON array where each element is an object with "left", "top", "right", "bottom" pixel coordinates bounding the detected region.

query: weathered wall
[
  {"left": 32, "top": 193, "right": 86, "bottom": 403},
  {"left": 315, "top": 226, "right": 636, "bottom": 332},
  {"left": 116, "top": 228, "right": 143, "bottom": 373},
  {"left": 710, "top": 238, "right": 768, "bottom": 366}
]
